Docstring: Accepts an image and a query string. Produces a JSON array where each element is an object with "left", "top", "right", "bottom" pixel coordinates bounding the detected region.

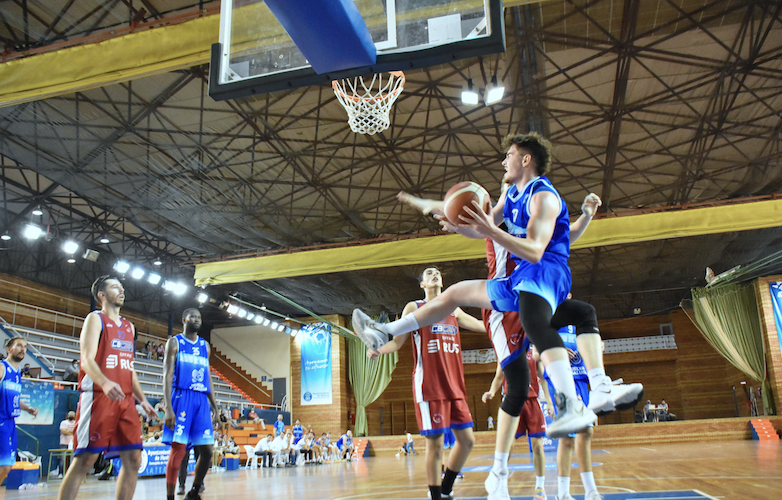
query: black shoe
[
  {"left": 177, "top": 485, "right": 185, "bottom": 495},
  {"left": 199, "top": 485, "right": 205, "bottom": 493},
  {"left": 184, "top": 490, "right": 201, "bottom": 500}
]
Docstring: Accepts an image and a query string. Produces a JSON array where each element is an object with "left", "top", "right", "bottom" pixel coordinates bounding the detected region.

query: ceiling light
[
  {"left": 461, "top": 78, "right": 479, "bottom": 105},
  {"left": 23, "top": 224, "right": 42, "bottom": 240},
  {"left": 254, "top": 316, "right": 263, "bottom": 324},
  {"left": 153, "top": 260, "right": 162, "bottom": 266},
  {"left": 163, "top": 280, "right": 176, "bottom": 291},
  {"left": 237, "top": 308, "right": 247, "bottom": 319},
  {"left": 262, "top": 318, "right": 271, "bottom": 326},
  {"left": 277, "top": 324, "right": 285, "bottom": 332},
  {"left": 290, "top": 329, "right": 299, "bottom": 337},
  {"left": 172, "top": 283, "right": 187, "bottom": 296},
  {"left": 62, "top": 241, "right": 79, "bottom": 254},
  {"left": 31, "top": 206, "right": 43, "bottom": 216},
  {"left": 99, "top": 236, "right": 110, "bottom": 244},
  {"left": 147, "top": 273, "right": 162, "bottom": 285},
  {"left": 196, "top": 292, "right": 208, "bottom": 303},
  {"left": 226, "top": 304, "right": 239, "bottom": 315},
  {"left": 260, "top": 305, "right": 266, "bottom": 310},
  {"left": 285, "top": 327, "right": 292, "bottom": 335},
  {"left": 246, "top": 312, "right": 255, "bottom": 321},
  {"left": 484, "top": 75, "right": 505, "bottom": 105},
  {"left": 130, "top": 268, "right": 145, "bottom": 279},
  {"left": 270, "top": 321, "right": 279, "bottom": 330},
  {"left": 1, "top": 232, "right": 10, "bottom": 241},
  {"left": 114, "top": 261, "right": 131, "bottom": 274},
  {"left": 67, "top": 258, "right": 76, "bottom": 264}
]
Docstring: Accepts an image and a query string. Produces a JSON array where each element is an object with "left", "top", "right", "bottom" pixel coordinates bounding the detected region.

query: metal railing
[{"left": 0, "top": 317, "right": 56, "bottom": 375}]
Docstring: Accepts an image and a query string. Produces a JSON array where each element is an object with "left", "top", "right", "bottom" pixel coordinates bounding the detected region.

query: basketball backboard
[{"left": 209, "top": 0, "right": 505, "bottom": 101}]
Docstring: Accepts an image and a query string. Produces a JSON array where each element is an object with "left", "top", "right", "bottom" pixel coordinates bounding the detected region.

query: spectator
[
  {"left": 54, "top": 411, "right": 76, "bottom": 477},
  {"left": 487, "top": 415, "right": 495, "bottom": 430},
  {"left": 148, "top": 342, "right": 157, "bottom": 360},
  {"left": 298, "top": 431, "right": 315, "bottom": 464},
  {"left": 273, "top": 414, "right": 285, "bottom": 437},
  {"left": 253, "top": 434, "right": 274, "bottom": 467},
  {"left": 398, "top": 431, "right": 415, "bottom": 456},
  {"left": 138, "top": 342, "right": 148, "bottom": 358},
  {"left": 292, "top": 419, "right": 304, "bottom": 445},
  {"left": 224, "top": 435, "right": 239, "bottom": 455},
  {"left": 657, "top": 399, "right": 669, "bottom": 421},
  {"left": 336, "top": 430, "right": 354, "bottom": 461},
  {"left": 145, "top": 431, "right": 162, "bottom": 444},
  {"left": 21, "top": 363, "right": 32, "bottom": 378},
  {"left": 63, "top": 360, "right": 79, "bottom": 383},
  {"left": 271, "top": 430, "right": 291, "bottom": 467},
  {"left": 644, "top": 400, "right": 655, "bottom": 422},
  {"left": 325, "top": 432, "right": 339, "bottom": 459},
  {"left": 248, "top": 408, "right": 265, "bottom": 428},
  {"left": 156, "top": 342, "right": 164, "bottom": 360}
]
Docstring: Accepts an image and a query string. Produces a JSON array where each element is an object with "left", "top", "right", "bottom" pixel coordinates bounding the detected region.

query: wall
[
  {"left": 290, "top": 315, "right": 350, "bottom": 436},
  {"left": 210, "top": 324, "right": 290, "bottom": 382},
  {"left": 754, "top": 275, "right": 782, "bottom": 412}
]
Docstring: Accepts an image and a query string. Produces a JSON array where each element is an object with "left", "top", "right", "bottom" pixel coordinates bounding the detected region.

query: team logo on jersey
[
  {"left": 509, "top": 332, "right": 522, "bottom": 346},
  {"left": 432, "top": 413, "right": 443, "bottom": 424},
  {"left": 179, "top": 411, "right": 187, "bottom": 421},
  {"left": 203, "top": 429, "right": 213, "bottom": 438},
  {"left": 106, "top": 354, "right": 118, "bottom": 369},
  {"left": 427, "top": 339, "right": 440, "bottom": 353},
  {"left": 430, "top": 324, "right": 458, "bottom": 335},
  {"left": 111, "top": 339, "right": 134, "bottom": 352},
  {"left": 192, "top": 368, "right": 204, "bottom": 383}
]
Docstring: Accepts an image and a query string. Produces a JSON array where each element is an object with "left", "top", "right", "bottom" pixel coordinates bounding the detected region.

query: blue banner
[
  {"left": 768, "top": 282, "right": 782, "bottom": 358},
  {"left": 16, "top": 379, "right": 54, "bottom": 425},
  {"left": 300, "top": 323, "right": 332, "bottom": 406},
  {"left": 112, "top": 445, "right": 196, "bottom": 477}
]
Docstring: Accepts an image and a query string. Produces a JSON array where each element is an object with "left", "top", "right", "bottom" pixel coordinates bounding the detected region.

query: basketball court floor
[{"left": 15, "top": 440, "right": 781, "bottom": 499}]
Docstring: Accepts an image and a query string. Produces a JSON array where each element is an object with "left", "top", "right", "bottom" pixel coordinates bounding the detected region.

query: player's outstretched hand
[
  {"left": 481, "top": 390, "right": 495, "bottom": 404},
  {"left": 397, "top": 191, "right": 442, "bottom": 216},
  {"left": 101, "top": 380, "right": 125, "bottom": 401},
  {"left": 581, "top": 193, "right": 602, "bottom": 217},
  {"left": 435, "top": 214, "right": 485, "bottom": 239},
  {"left": 366, "top": 349, "right": 380, "bottom": 360}
]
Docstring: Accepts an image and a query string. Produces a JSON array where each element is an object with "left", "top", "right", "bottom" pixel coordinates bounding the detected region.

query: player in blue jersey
[
  {"left": 536, "top": 327, "right": 602, "bottom": 500},
  {"left": 163, "top": 308, "right": 219, "bottom": 500},
  {"left": 0, "top": 338, "right": 38, "bottom": 486}
]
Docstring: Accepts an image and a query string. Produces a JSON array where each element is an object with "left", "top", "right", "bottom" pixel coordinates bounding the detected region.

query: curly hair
[{"left": 500, "top": 132, "right": 553, "bottom": 176}]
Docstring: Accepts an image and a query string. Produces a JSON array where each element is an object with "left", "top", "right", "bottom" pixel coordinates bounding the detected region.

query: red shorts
[
  {"left": 73, "top": 392, "right": 142, "bottom": 455},
  {"left": 515, "top": 397, "right": 546, "bottom": 438},
  {"left": 415, "top": 399, "right": 473, "bottom": 436},
  {"left": 482, "top": 309, "right": 524, "bottom": 366}
]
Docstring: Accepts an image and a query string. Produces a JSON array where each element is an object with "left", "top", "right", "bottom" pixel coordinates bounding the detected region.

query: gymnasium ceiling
[{"left": 0, "top": 0, "right": 781, "bottom": 331}]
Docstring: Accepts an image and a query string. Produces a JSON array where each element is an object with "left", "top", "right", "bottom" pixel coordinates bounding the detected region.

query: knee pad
[{"left": 499, "top": 355, "right": 530, "bottom": 417}]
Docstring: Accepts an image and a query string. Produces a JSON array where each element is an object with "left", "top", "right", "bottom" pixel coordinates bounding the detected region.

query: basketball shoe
[
  {"left": 534, "top": 487, "right": 547, "bottom": 499},
  {"left": 546, "top": 392, "right": 597, "bottom": 439},
  {"left": 484, "top": 470, "right": 511, "bottom": 500},
  {"left": 352, "top": 309, "right": 392, "bottom": 351},
  {"left": 585, "top": 491, "right": 605, "bottom": 500},
  {"left": 557, "top": 495, "right": 575, "bottom": 500},
  {"left": 588, "top": 377, "right": 644, "bottom": 416}
]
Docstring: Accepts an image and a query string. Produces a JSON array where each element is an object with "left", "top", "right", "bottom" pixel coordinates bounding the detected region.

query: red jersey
[
  {"left": 502, "top": 349, "right": 539, "bottom": 399},
  {"left": 411, "top": 301, "right": 466, "bottom": 402},
  {"left": 79, "top": 312, "right": 135, "bottom": 394},
  {"left": 485, "top": 238, "right": 516, "bottom": 280}
]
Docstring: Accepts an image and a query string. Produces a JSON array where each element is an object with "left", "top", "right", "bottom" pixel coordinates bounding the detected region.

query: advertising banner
[
  {"left": 300, "top": 323, "right": 332, "bottom": 406},
  {"left": 768, "top": 282, "right": 782, "bottom": 357},
  {"left": 16, "top": 379, "right": 54, "bottom": 425}
]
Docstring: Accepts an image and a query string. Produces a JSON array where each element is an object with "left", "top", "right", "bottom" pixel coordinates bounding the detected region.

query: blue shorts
[
  {"left": 162, "top": 389, "right": 214, "bottom": 447},
  {"left": 486, "top": 253, "right": 571, "bottom": 314},
  {"left": 0, "top": 418, "right": 17, "bottom": 466}
]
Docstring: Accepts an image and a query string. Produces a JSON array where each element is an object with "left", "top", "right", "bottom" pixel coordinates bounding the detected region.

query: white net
[{"left": 332, "top": 71, "right": 405, "bottom": 135}]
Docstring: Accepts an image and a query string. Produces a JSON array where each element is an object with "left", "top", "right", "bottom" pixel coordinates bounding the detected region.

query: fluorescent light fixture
[
  {"left": 254, "top": 316, "right": 263, "bottom": 324},
  {"left": 31, "top": 206, "right": 43, "bottom": 216},
  {"left": 196, "top": 292, "right": 208, "bottom": 303},
  {"left": 67, "top": 258, "right": 76, "bottom": 264},
  {"left": 226, "top": 304, "right": 239, "bottom": 315},
  {"left": 484, "top": 76, "right": 505, "bottom": 105},
  {"left": 237, "top": 308, "right": 247, "bottom": 319},
  {"left": 148, "top": 273, "right": 162, "bottom": 285},
  {"left": 246, "top": 312, "right": 255, "bottom": 321},
  {"left": 290, "top": 329, "right": 299, "bottom": 337},
  {"left": 262, "top": 318, "right": 271, "bottom": 326},
  {"left": 62, "top": 241, "right": 79, "bottom": 254},
  {"left": 114, "top": 261, "right": 131, "bottom": 274},
  {"left": 23, "top": 224, "right": 42, "bottom": 240},
  {"left": 99, "top": 236, "right": 110, "bottom": 244},
  {"left": 285, "top": 328, "right": 292, "bottom": 335},
  {"left": 461, "top": 78, "right": 479, "bottom": 105},
  {"left": 130, "top": 268, "right": 145, "bottom": 280},
  {"left": 277, "top": 324, "right": 285, "bottom": 332},
  {"left": 270, "top": 321, "right": 279, "bottom": 330},
  {"left": 173, "top": 283, "right": 187, "bottom": 296},
  {"left": 153, "top": 260, "right": 162, "bottom": 266},
  {"left": 260, "top": 305, "right": 266, "bottom": 310},
  {"left": 163, "top": 280, "right": 176, "bottom": 291},
  {"left": 0, "top": 232, "right": 10, "bottom": 241}
]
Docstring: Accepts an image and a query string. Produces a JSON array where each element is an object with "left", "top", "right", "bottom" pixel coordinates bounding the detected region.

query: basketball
[{"left": 442, "top": 181, "right": 492, "bottom": 225}]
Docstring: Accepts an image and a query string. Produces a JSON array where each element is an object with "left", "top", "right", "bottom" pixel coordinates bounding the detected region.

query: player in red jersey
[
  {"left": 58, "top": 276, "right": 156, "bottom": 500},
  {"left": 367, "top": 266, "right": 485, "bottom": 500}
]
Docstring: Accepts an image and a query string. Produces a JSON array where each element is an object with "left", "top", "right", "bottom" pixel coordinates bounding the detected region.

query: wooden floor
[{"left": 14, "top": 440, "right": 782, "bottom": 499}]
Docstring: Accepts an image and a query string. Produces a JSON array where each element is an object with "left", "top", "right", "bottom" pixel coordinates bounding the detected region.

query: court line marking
[
  {"left": 692, "top": 490, "right": 721, "bottom": 500},
  {"left": 639, "top": 447, "right": 656, "bottom": 452}
]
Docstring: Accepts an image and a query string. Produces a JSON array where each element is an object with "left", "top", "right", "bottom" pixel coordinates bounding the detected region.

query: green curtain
[
  {"left": 689, "top": 283, "right": 776, "bottom": 415},
  {"left": 348, "top": 338, "right": 398, "bottom": 436}
]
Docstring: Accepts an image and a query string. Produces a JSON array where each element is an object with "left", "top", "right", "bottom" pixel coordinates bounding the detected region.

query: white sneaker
[
  {"left": 584, "top": 491, "right": 604, "bottom": 500},
  {"left": 557, "top": 495, "right": 575, "bottom": 500},
  {"left": 352, "top": 309, "right": 391, "bottom": 351},
  {"left": 588, "top": 378, "right": 644, "bottom": 415},
  {"left": 484, "top": 470, "right": 511, "bottom": 500},
  {"left": 547, "top": 392, "right": 597, "bottom": 439}
]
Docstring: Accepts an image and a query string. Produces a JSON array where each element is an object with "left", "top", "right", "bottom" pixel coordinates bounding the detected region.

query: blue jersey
[
  {"left": 274, "top": 419, "right": 285, "bottom": 436},
  {"left": 336, "top": 433, "right": 351, "bottom": 450},
  {"left": 293, "top": 425, "right": 303, "bottom": 443},
  {"left": 503, "top": 176, "right": 570, "bottom": 262},
  {"left": 557, "top": 325, "right": 588, "bottom": 379},
  {"left": 173, "top": 334, "right": 211, "bottom": 393},
  {"left": 0, "top": 360, "right": 21, "bottom": 419}
]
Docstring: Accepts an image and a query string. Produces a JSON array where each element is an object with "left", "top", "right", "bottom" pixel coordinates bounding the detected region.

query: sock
[
  {"left": 546, "top": 359, "right": 578, "bottom": 402},
  {"left": 492, "top": 452, "right": 509, "bottom": 475},
  {"left": 429, "top": 485, "right": 442, "bottom": 500},
  {"left": 587, "top": 368, "right": 608, "bottom": 389},
  {"left": 557, "top": 476, "right": 570, "bottom": 498},
  {"left": 385, "top": 314, "right": 420, "bottom": 337},
  {"left": 168, "top": 496, "right": 174, "bottom": 500},
  {"left": 441, "top": 468, "right": 458, "bottom": 495},
  {"left": 581, "top": 471, "right": 597, "bottom": 495},
  {"left": 535, "top": 475, "right": 545, "bottom": 489}
]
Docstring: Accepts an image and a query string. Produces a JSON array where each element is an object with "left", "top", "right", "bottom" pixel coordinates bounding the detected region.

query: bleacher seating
[{"left": 11, "top": 325, "right": 260, "bottom": 408}]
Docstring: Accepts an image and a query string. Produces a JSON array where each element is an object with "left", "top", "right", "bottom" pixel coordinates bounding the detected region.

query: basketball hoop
[{"left": 332, "top": 71, "right": 405, "bottom": 135}]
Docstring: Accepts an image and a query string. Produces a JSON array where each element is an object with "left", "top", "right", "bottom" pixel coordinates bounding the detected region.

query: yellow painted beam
[{"left": 194, "top": 198, "right": 782, "bottom": 286}]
